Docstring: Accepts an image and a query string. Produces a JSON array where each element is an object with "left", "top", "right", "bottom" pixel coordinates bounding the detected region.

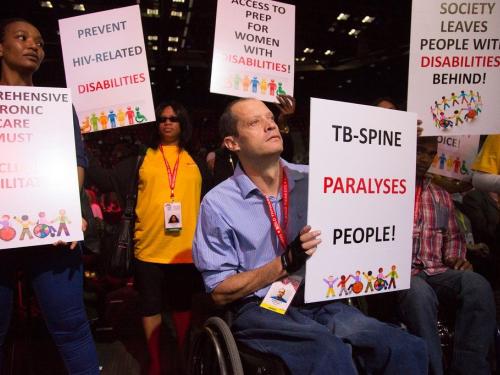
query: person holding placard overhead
[
  {"left": 0, "top": 18, "right": 99, "bottom": 374},
  {"left": 193, "top": 98, "right": 427, "bottom": 375}
]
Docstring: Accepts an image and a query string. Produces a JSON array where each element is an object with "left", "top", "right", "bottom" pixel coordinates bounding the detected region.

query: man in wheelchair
[{"left": 193, "top": 98, "right": 428, "bottom": 374}]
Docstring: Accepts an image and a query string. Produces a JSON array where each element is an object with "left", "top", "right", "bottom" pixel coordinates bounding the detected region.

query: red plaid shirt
[{"left": 412, "top": 178, "right": 466, "bottom": 275}]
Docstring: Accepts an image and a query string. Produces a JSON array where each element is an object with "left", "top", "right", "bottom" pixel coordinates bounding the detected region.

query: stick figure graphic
[
  {"left": 52, "top": 209, "right": 71, "bottom": 236},
  {"left": 250, "top": 76, "right": 259, "bottom": 93},
  {"left": 90, "top": 113, "right": 99, "bottom": 131},
  {"left": 323, "top": 275, "right": 338, "bottom": 298},
  {"left": 269, "top": 79, "right": 277, "bottom": 96},
  {"left": 385, "top": 265, "right": 399, "bottom": 290},
  {"left": 363, "top": 271, "right": 375, "bottom": 292},
  {"left": 135, "top": 107, "right": 147, "bottom": 123},
  {"left": 117, "top": 108, "right": 126, "bottom": 126},
  {"left": 337, "top": 275, "right": 352, "bottom": 296},
  {"left": 260, "top": 78, "right": 268, "bottom": 94},
  {"left": 108, "top": 110, "right": 117, "bottom": 128},
  {"left": 276, "top": 82, "right": 286, "bottom": 95},
  {"left": 15, "top": 215, "right": 34, "bottom": 240},
  {"left": 126, "top": 106, "right": 135, "bottom": 125},
  {"left": 99, "top": 112, "right": 108, "bottom": 130}
]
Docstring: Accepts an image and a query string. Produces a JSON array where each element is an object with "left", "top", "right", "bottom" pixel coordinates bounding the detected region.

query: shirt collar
[
  {"left": 234, "top": 158, "right": 305, "bottom": 199},
  {"left": 423, "top": 176, "right": 433, "bottom": 190},
  {"left": 417, "top": 176, "right": 433, "bottom": 190}
]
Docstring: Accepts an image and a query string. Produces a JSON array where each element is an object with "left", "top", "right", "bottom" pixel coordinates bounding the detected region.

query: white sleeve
[{"left": 472, "top": 171, "right": 500, "bottom": 193}]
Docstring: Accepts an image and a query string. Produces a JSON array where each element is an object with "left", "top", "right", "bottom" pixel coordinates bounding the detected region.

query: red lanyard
[
  {"left": 413, "top": 182, "right": 423, "bottom": 225},
  {"left": 159, "top": 145, "right": 180, "bottom": 199},
  {"left": 264, "top": 168, "right": 289, "bottom": 250}
]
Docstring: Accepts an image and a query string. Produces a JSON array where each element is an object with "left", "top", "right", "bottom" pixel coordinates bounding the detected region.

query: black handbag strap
[{"left": 123, "top": 152, "right": 146, "bottom": 219}]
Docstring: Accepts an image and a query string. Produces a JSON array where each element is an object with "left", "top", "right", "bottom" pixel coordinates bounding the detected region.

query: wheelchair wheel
[
  {"left": 33, "top": 224, "right": 50, "bottom": 238},
  {"left": 374, "top": 279, "right": 387, "bottom": 291},
  {"left": 351, "top": 281, "right": 363, "bottom": 294},
  {"left": 188, "top": 316, "right": 243, "bottom": 375}
]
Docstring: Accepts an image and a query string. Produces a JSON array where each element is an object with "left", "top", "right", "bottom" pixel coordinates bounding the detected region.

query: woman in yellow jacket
[{"left": 134, "top": 101, "right": 211, "bottom": 374}]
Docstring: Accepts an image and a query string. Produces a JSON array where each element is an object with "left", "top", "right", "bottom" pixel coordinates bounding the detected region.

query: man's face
[
  {"left": 0, "top": 21, "right": 45, "bottom": 74},
  {"left": 277, "top": 288, "right": 285, "bottom": 298},
  {"left": 416, "top": 139, "right": 438, "bottom": 178},
  {"left": 225, "top": 99, "right": 283, "bottom": 159}
]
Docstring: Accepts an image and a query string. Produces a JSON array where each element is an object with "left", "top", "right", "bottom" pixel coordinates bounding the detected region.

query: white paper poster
[
  {"left": 0, "top": 86, "right": 83, "bottom": 250},
  {"left": 210, "top": 0, "right": 295, "bottom": 102},
  {"left": 305, "top": 98, "right": 417, "bottom": 303},
  {"left": 428, "top": 135, "right": 480, "bottom": 180},
  {"left": 407, "top": 0, "right": 500, "bottom": 136},
  {"left": 59, "top": 5, "right": 155, "bottom": 133}
]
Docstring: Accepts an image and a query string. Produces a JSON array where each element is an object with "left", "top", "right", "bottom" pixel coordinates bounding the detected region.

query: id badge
[
  {"left": 465, "top": 232, "right": 474, "bottom": 246},
  {"left": 436, "top": 205, "right": 449, "bottom": 231},
  {"left": 164, "top": 202, "right": 182, "bottom": 232},
  {"left": 260, "top": 275, "right": 303, "bottom": 315}
]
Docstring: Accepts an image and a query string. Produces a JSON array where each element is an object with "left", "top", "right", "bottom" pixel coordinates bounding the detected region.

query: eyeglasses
[{"left": 158, "top": 116, "right": 179, "bottom": 123}]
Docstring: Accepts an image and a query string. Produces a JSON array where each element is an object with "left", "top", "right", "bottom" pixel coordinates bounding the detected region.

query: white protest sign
[
  {"left": 428, "top": 135, "right": 480, "bottom": 180},
  {"left": 0, "top": 86, "right": 83, "bottom": 250},
  {"left": 210, "top": 0, "right": 295, "bottom": 102},
  {"left": 407, "top": 0, "right": 500, "bottom": 136},
  {"left": 305, "top": 98, "right": 417, "bottom": 303},
  {"left": 59, "top": 5, "right": 155, "bottom": 133}
]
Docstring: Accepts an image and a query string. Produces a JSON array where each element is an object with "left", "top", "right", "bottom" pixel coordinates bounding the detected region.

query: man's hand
[
  {"left": 445, "top": 257, "right": 473, "bottom": 271},
  {"left": 298, "top": 225, "right": 321, "bottom": 255},
  {"left": 53, "top": 239, "right": 79, "bottom": 250},
  {"left": 275, "top": 95, "right": 296, "bottom": 118},
  {"left": 282, "top": 225, "right": 321, "bottom": 273},
  {"left": 468, "top": 242, "right": 490, "bottom": 257},
  {"left": 275, "top": 95, "right": 296, "bottom": 134}
]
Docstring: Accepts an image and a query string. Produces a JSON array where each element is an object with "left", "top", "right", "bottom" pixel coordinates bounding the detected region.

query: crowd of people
[{"left": 0, "top": 17, "right": 498, "bottom": 375}]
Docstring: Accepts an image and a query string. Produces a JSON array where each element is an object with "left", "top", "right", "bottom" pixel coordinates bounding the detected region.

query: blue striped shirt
[{"left": 193, "top": 160, "right": 308, "bottom": 298}]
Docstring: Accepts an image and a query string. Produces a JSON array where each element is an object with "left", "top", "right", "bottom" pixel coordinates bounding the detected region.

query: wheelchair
[
  {"left": 187, "top": 297, "right": 370, "bottom": 375},
  {"left": 188, "top": 292, "right": 497, "bottom": 375},
  {"left": 187, "top": 314, "right": 289, "bottom": 375}
]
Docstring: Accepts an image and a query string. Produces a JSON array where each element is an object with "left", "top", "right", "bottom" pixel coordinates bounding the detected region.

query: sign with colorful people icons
[
  {"left": 305, "top": 98, "right": 417, "bottom": 303},
  {"left": 59, "top": 5, "right": 155, "bottom": 133},
  {"left": 0, "top": 86, "right": 83, "bottom": 250},
  {"left": 407, "top": 0, "right": 500, "bottom": 136},
  {"left": 428, "top": 135, "right": 480, "bottom": 181},
  {"left": 210, "top": 0, "right": 295, "bottom": 102}
]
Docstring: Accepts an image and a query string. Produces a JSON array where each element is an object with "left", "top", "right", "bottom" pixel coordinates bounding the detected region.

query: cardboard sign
[
  {"left": 59, "top": 5, "right": 155, "bottom": 133},
  {"left": 210, "top": 0, "right": 295, "bottom": 102},
  {"left": 407, "top": 0, "right": 499, "bottom": 135},
  {"left": 305, "top": 98, "right": 417, "bottom": 303},
  {"left": 428, "top": 135, "right": 480, "bottom": 180},
  {"left": 0, "top": 86, "right": 83, "bottom": 250}
]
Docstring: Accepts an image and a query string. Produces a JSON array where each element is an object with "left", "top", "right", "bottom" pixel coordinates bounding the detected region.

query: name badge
[
  {"left": 260, "top": 275, "right": 303, "bottom": 315},
  {"left": 164, "top": 202, "right": 182, "bottom": 232},
  {"left": 465, "top": 232, "right": 474, "bottom": 246}
]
